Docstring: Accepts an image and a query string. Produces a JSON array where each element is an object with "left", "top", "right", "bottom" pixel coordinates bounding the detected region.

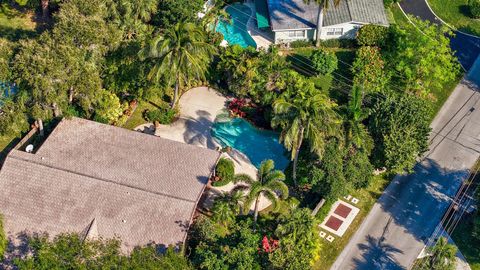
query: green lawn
[
  {"left": 0, "top": 3, "right": 37, "bottom": 41},
  {"left": 312, "top": 174, "right": 392, "bottom": 270},
  {"left": 390, "top": 3, "right": 412, "bottom": 28},
  {"left": 428, "top": 0, "right": 480, "bottom": 36}
]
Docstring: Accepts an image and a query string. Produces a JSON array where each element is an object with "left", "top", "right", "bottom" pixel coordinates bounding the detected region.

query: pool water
[
  {"left": 467, "top": 55, "right": 480, "bottom": 88},
  {"left": 212, "top": 117, "right": 290, "bottom": 170},
  {"left": 216, "top": 4, "right": 257, "bottom": 48}
]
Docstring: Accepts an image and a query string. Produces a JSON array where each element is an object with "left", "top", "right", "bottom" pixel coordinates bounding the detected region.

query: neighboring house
[
  {"left": 256, "top": 0, "right": 388, "bottom": 44},
  {"left": 0, "top": 117, "right": 220, "bottom": 255}
]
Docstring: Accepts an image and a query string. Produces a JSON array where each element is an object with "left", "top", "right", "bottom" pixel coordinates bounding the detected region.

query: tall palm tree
[
  {"left": 305, "top": 0, "right": 342, "bottom": 47},
  {"left": 233, "top": 160, "right": 289, "bottom": 225},
  {"left": 343, "top": 85, "right": 372, "bottom": 152},
  {"left": 272, "top": 80, "right": 341, "bottom": 185},
  {"left": 139, "top": 22, "right": 215, "bottom": 108}
]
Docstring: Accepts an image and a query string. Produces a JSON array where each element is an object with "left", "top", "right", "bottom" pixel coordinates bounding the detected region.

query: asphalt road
[
  {"left": 332, "top": 2, "right": 480, "bottom": 268},
  {"left": 332, "top": 73, "right": 480, "bottom": 270}
]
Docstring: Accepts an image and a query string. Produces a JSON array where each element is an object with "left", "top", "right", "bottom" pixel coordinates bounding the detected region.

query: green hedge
[{"left": 212, "top": 158, "right": 235, "bottom": 187}]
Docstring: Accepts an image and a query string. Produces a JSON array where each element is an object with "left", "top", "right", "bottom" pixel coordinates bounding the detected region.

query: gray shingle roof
[
  {"left": 0, "top": 117, "right": 220, "bottom": 252},
  {"left": 268, "top": 0, "right": 389, "bottom": 31}
]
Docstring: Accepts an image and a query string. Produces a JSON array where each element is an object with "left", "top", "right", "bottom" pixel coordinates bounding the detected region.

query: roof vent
[
  {"left": 122, "top": 219, "right": 126, "bottom": 223},
  {"left": 25, "top": 144, "right": 34, "bottom": 153}
]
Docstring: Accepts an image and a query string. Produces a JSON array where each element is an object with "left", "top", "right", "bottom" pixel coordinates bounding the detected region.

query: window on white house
[
  {"left": 326, "top": 28, "right": 343, "bottom": 36},
  {"left": 287, "top": 30, "right": 305, "bottom": 38}
]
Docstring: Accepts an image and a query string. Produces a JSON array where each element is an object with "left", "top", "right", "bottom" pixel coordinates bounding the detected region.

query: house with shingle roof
[
  {"left": 0, "top": 117, "right": 220, "bottom": 253},
  {"left": 255, "top": 0, "right": 388, "bottom": 44}
]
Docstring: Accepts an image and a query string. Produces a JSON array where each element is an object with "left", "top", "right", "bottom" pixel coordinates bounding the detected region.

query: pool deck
[
  {"left": 134, "top": 87, "right": 272, "bottom": 212},
  {"left": 244, "top": 1, "right": 273, "bottom": 49}
]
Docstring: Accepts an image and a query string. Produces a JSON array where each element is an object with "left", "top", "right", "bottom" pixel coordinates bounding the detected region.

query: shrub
[
  {"left": 213, "top": 158, "right": 235, "bottom": 187},
  {"left": 470, "top": 0, "right": 480, "bottom": 18},
  {"left": 310, "top": 48, "right": 338, "bottom": 75},
  {"left": 290, "top": 40, "right": 313, "bottom": 48},
  {"left": 93, "top": 90, "right": 125, "bottom": 124},
  {"left": 319, "top": 38, "right": 356, "bottom": 48},
  {"left": 357, "top": 24, "right": 389, "bottom": 47},
  {"left": 144, "top": 107, "right": 176, "bottom": 125}
]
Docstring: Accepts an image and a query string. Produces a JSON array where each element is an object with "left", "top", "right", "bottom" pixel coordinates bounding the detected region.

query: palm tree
[
  {"left": 211, "top": 200, "right": 235, "bottom": 227},
  {"left": 271, "top": 79, "right": 341, "bottom": 185},
  {"left": 215, "top": 190, "right": 243, "bottom": 215},
  {"left": 343, "top": 85, "right": 372, "bottom": 152},
  {"left": 233, "top": 160, "right": 289, "bottom": 225},
  {"left": 139, "top": 22, "right": 215, "bottom": 108},
  {"left": 420, "top": 237, "right": 457, "bottom": 270},
  {"left": 304, "top": 0, "right": 342, "bottom": 47}
]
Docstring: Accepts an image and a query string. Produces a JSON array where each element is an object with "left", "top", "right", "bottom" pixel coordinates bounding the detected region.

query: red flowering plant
[
  {"left": 228, "top": 98, "right": 247, "bottom": 118},
  {"left": 259, "top": 235, "right": 279, "bottom": 253}
]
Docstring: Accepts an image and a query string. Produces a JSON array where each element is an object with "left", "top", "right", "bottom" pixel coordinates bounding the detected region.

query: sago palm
[
  {"left": 304, "top": 0, "right": 342, "bottom": 46},
  {"left": 139, "top": 22, "right": 215, "bottom": 108},
  {"left": 233, "top": 160, "right": 289, "bottom": 225},
  {"left": 272, "top": 81, "right": 341, "bottom": 185}
]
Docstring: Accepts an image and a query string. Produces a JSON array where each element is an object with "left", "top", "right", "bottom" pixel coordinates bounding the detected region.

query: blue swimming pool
[
  {"left": 467, "top": 55, "right": 480, "bottom": 88},
  {"left": 212, "top": 117, "right": 290, "bottom": 170},
  {"left": 216, "top": 4, "right": 257, "bottom": 48}
]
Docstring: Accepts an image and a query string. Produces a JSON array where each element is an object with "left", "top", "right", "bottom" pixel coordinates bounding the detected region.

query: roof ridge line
[
  {"left": 8, "top": 154, "right": 198, "bottom": 204},
  {"left": 345, "top": 0, "right": 353, "bottom": 22}
]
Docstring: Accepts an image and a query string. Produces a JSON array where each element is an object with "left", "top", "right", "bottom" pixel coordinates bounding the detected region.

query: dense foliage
[
  {"left": 217, "top": 45, "right": 289, "bottom": 105},
  {"left": 272, "top": 71, "right": 341, "bottom": 183},
  {"left": 352, "top": 46, "right": 389, "bottom": 93},
  {"left": 386, "top": 18, "right": 460, "bottom": 97},
  {"left": 369, "top": 92, "right": 431, "bottom": 173},
  {"left": 12, "top": 233, "right": 192, "bottom": 269},
  {"left": 470, "top": 0, "right": 480, "bottom": 18},
  {"left": 189, "top": 208, "right": 320, "bottom": 270},
  {"left": 269, "top": 208, "right": 320, "bottom": 270},
  {"left": 357, "top": 24, "right": 389, "bottom": 47}
]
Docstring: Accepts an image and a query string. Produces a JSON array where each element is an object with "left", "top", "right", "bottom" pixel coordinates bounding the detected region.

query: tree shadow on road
[
  {"left": 353, "top": 234, "right": 405, "bottom": 270},
  {"left": 351, "top": 158, "right": 468, "bottom": 268}
]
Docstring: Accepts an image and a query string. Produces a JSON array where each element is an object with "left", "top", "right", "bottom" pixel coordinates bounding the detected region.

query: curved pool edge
[
  {"left": 217, "top": 3, "right": 257, "bottom": 49},
  {"left": 211, "top": 117, "right": 290, "bottom": 171}
]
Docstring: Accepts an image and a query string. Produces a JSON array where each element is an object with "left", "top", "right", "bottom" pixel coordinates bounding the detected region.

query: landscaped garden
[
  {"left": 0, "top": 0, "right": 464, "bottom": 269},
  {"left": 428, "top": 0, "right": 480, "bottom": 36}
]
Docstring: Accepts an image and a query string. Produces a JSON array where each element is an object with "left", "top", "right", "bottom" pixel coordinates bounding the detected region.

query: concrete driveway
[
  {"left": 154, "top": 87, "right": 226, "bottom": 149},
  {"left": 398, "top": 0, "right": 480, "bottom": 70}
]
